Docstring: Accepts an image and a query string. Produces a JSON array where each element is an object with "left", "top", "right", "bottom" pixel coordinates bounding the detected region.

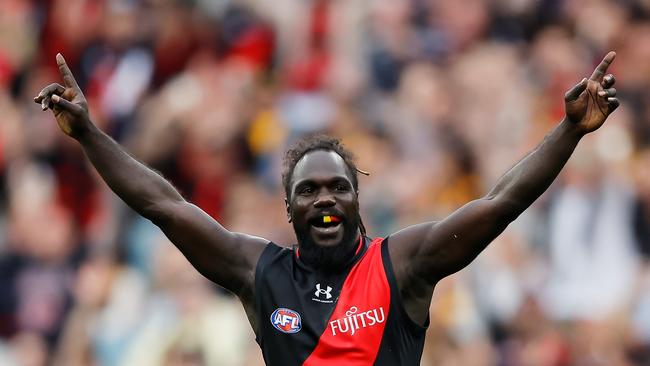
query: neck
[{"left": 297, "top": 231, "right": 362, "bottom": 273}]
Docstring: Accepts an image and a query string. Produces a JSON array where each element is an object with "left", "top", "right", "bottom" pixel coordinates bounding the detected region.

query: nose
[{"left": 314, "top": 189, "right": 335, "bottom": 208}]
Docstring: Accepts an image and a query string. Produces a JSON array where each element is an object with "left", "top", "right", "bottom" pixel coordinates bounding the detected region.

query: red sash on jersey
[{"left": 303, "top": 238, "right": 390, "bottom": 365}]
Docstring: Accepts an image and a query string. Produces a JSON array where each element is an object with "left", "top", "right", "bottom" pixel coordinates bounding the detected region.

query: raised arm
[
  {"left": 34, "top": 54, "right": 267, "bottom": 301},
  {"left": 389, "top": 52, "right": 620, "bottom": 324}
]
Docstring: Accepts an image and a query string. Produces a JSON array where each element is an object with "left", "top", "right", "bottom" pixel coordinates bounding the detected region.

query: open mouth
[{"left": 309, "top": 215, "right": 343, "bottom": 236}]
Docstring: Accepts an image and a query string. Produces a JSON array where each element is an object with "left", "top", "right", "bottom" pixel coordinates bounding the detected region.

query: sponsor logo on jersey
[
  {"left": 270, "top": 308, "right": 302, "bottom": 334},
  {"left": 312, "top": 283, "right": 334, "bottom": 303},
  {"left": 329, "top": 306, "right": 386, "bottom": 336}
]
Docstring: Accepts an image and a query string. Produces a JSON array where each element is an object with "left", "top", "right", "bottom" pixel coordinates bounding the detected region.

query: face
[{"left": 287, "top": 150, "right": 360, "bottom": 271}]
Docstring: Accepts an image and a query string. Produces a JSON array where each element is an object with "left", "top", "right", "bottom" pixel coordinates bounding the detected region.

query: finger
[
  {"left": 601, "top": 74, "right": 615, "bottom": 88},
  {"left": 589, "top": 51, "right": 616, "bottom": 81},
  {"left": 34, "top": 83, "right": 65, "bottom": 103},
  {"left": 598, "top": 88, "right": 616, "bottom": 98},
  {"left": 42, "top": 96, "right": 50, "bottom": 111},
  {"left": 607, "top": 97, "right": 620, "bottom": 112},
  {"left": 51, "top": 94, "right": 81, "bottom": 114},
  {"left": 564, "top": 78, "right": 588, "bottom": 102},
  {"left": 35, "top": 83, "right": 65, "bottom": 111},
  {"left": 56, "top": 53, "right": 80, "bottom": 89}
]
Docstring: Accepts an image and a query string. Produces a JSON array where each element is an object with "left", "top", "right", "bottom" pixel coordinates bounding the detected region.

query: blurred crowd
[{"left": 1, "top": 0, "right": 650, "bottom": 365}]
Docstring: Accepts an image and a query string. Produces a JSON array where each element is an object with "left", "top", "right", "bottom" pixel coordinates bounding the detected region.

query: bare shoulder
[
  {"left": 230, "top": 231, "right": 272, "bottom": 267},
  {"left": 153, "top": 199, "right": 271, "bottom": 295},
  {"left": 386, "top": 221, "right": 440, "bottom": 325},
  {"left": 388, "top": 221, "right": 439, "bottom": 257},
  {"left": 386, "top": 221, "right": 439, "bottom": 280}
]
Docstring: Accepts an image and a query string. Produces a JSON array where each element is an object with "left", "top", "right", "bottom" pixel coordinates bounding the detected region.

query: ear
[{"left": 285, "top": 198, "right": 292, "bottom": 223}]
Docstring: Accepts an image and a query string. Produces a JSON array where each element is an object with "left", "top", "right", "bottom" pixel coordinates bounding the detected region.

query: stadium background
[{"left": 1, "top": 0, "right": 650, "bottom": 365}]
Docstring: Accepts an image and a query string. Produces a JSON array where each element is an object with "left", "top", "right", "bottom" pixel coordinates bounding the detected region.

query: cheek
[
  {"left": 342, "top": 195, "right": 359, "bottom": 212},
  {"left": 289, "top": 199, "right": 310, "bottom": 218}
]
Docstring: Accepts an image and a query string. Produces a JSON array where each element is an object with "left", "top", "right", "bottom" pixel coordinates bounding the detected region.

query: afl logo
[{"left": 270, "top": 308, "right": 302, "bottom": 334}]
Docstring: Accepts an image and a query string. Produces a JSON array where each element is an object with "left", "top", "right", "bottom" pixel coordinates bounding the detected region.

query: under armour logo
[{"left": 315, "top": 283, "right": 332, "bottom": 299}]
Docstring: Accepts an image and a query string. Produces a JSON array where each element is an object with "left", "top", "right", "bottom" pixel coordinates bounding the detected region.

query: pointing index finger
[
  {"left": 56, "top": 53, "right": 80, "bottom": 89},
  {"left": 589, "top": 51, "right": 616, "bottom": 82}
]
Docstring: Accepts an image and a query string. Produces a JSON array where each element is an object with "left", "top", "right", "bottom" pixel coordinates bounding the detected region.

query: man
[{"left": 35, "top": 51, "right": 619, "bottom": 365}]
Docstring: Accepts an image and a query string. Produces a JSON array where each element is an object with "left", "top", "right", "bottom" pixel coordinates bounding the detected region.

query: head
[{"left": 282, "top": 135, "right": 366, "bottom": 272}]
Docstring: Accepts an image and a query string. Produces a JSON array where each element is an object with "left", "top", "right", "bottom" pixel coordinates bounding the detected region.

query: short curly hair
[{"left": 281, "top": 134, "right": 359, "bottom": 200}]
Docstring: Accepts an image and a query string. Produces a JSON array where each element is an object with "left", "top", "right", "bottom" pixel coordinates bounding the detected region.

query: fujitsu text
[{"left": 329, "top": 306, "right": 386, "bottom": 336}]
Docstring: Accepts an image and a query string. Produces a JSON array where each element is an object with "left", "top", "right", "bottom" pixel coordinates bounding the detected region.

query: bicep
[
  {"left": 151, "top": 200, "right": 268, "bottom": 295},
  {"left": 390, "top": 197, "right": 513, "bottom": 283}
]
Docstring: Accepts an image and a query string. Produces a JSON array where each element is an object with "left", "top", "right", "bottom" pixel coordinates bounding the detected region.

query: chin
[
  {"left": 295, "top": 219, "right": 360, "bottom": 272},
  {"left": 311, "top": 234, "right": 345, "bottom": 248}
]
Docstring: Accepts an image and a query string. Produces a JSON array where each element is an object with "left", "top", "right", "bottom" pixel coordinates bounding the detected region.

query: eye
[
  {"left": 297, "top": 185, "right": 314, "bottom": 195},
  {"left": 334, "top": 183, "right": 350, "bottom": 192}
]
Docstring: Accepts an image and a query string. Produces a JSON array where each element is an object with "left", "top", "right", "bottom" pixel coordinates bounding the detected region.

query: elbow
[{"left": 139, "top": 197, "right": 186, "bottom": 225}]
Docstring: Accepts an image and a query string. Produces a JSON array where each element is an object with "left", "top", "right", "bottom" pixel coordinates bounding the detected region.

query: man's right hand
[
  {"left": 563, "top": 51, "right": 619, "bottom": 135},
  {"left": 34, "top": 53, "right": 90, "bottom": 139}
]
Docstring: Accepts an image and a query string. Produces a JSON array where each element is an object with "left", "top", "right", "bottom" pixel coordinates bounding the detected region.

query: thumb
[
  {"left": 51, "top": 94, "right": 81, "bottom": 114},
  {"left": 564, "top": 78, "right": 588, "bottom": 102}
]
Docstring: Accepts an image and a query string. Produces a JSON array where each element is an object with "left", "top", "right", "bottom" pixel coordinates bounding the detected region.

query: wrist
[
  {"left": 560, "top": 116, "right": 587, "bottom": 139},
  {"left": 74, "top": 120, "right": 99, "bottom": 144}
]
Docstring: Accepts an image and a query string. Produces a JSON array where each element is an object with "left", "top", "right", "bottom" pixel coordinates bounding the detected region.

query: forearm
[
  {"left": 487, "top": 118, "right": 584, "bottom": 216},
  {"left": 77, "top": 122, "right": 184, "bottom": 220}
]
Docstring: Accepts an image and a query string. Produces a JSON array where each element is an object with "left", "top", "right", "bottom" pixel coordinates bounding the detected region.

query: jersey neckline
[{"left": 292, "top": 235, "right": 368, "bottom": 273}]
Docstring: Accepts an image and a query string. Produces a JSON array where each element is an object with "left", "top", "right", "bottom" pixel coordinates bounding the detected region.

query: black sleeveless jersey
[{"left": 254, "top": 236, "right": 427, "bottom": 365}]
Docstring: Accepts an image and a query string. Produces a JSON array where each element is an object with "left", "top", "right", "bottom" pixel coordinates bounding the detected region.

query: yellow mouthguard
[{"left": 323, "top": 216, "right": 332, "bottom": 223}]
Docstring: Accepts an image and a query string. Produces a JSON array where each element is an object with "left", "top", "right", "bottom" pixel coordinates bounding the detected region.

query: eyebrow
[
  {"left": 330, "top": 177, "right": 352, "bottom": 187},
  {"left": 292, "top": 176, "right": 352, "bottom": 192}
]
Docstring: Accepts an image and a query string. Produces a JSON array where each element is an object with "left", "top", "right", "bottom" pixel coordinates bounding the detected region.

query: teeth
[{"left": 323, "top": 215, "right": 340, "bottom": 223}]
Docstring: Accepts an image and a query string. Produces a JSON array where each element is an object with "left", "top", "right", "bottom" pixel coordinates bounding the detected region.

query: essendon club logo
[{"left": 270, "top": 308, "right": 302, "bottom": 334}]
